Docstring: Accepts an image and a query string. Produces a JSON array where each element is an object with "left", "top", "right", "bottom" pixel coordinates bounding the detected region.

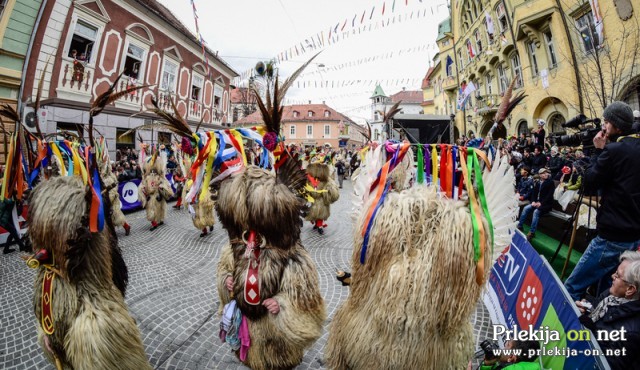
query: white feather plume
[
  {"left": 482, "top": 149, "right": 518, "bottom": 262},
  {"left": 351, "top": 145, "right": 384, "bottom": 220}
]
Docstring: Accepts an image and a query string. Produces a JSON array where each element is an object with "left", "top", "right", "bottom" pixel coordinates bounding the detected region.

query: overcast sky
[{"left": 158, "top": 0, "right": 449, "bottom": 122}]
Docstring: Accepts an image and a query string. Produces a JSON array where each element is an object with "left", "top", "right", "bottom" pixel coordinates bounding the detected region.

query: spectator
[
  {"left": 565, "top": 101, "right": 640, "bottom": 301},
  {"left": 517, "top": 168, "right": 554, "bottom": 241},
  {"left": 576, "top": 252, "right": 640, "bottom": 369},
  {"left": 335, "top": 159, "right": 346, "bottom": 189},
  {"left": 116, "top": 166, "right": 128, "bottom": 182},
  {"left": 522, "top": 148, "right": 533, "bottom": 170},
  {"left": 530, "top": 146, "right": 547, "bottom": 175},
  {"left": 167, "top": 155, "right": 178, "bottom": 172},
  {"left": 516, "top": 166, "right": 534, "bottom": 205},
  {"left": 132, "top": 163, "right": 142, "bottom": 180},
  {"left": 547, "top": 146, "right": 565, "bottom": 180},
  {"left": 532, "top": 119, "right": 546, "bottom": 146}
]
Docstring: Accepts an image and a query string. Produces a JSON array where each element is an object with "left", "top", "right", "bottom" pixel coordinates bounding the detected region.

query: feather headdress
[{"left": 488, "top": 79, "right": 526, "bottom": 139}]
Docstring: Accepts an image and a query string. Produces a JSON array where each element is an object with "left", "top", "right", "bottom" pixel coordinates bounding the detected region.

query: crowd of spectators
[{"left": 113, "top": 148, "right": 142, "bottom": 182}]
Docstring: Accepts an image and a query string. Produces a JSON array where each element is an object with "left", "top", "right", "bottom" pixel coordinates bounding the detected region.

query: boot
[
  {"left": 3, "top": 246, "right": 16, "bottom": 254},
  {"left": 209, "top": 226, "right": 214, "bottom": 232},
  {"left": 200, "top": 228, "right": 208, "bottom": 238},
  {"left": 526, "top": 232, "right": 535, "bottom": 241},
  {"left": 123, "top": 223, "right": 131, "bottom": 236},
  {"left": 150, "top": 221, "right": 158, "bottom": 231}
]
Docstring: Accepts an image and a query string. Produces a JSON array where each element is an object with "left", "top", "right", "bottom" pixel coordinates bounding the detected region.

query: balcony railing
[
  {"left": 57, "top": 59, "right": 94, "bottom": 102},
  {"left": 211, "top": 109, "right": 224, "bottom": 124},
  {"left": 114, "top": 77, "right": 143, "bottom": 110},
  {"left": 442, "top": 77, "right": 458, "bottom": 91},
  {"left": 157, "top": 90, "right": 176, "bottom": 114},
  {"left": 188, "top": 99, "right": 203, "bottom": 121},
  {"left": 475, "top": 94, "right": 501, "bottom": 114}
]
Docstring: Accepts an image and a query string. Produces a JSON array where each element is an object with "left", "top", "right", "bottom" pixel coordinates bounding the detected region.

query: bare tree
[{"left": 559, "top": 4, "right": 640, "bottom": 116}]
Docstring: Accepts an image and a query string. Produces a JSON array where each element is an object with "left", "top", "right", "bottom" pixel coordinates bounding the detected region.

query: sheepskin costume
[
  {"left": 101, "top": 159, "right": 130, "bottom": 235},
  {"left": 305, "top": 162, "right": 340, "bottom": 233},
  {"left": 138, "top": 154, "right": 173, "bottom": 229},
  {"left": 28, "top": 176, "right": 150, "bottom": 370},
  {"left": 326, "top": 144, "right": 516, "bottom": 370},
  {"left": 215, "top": 156, "right": 325, "bottom": 370},
  {"left": 184, "top": 178, "right": 216, "bottom": 236}
]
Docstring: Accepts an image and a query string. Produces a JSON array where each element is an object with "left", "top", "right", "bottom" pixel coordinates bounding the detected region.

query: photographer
[
  {"left": 565, "top": 101, "right": 640, "bottom": 302},
  {"left": 478, "top": 340, "right": 541, "bottom": 370}
]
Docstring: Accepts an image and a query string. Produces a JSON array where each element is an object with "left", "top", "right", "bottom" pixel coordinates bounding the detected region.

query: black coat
[
  {"left": 580, "top": 297, "right": 640, "bottom": 370},
  {"left": 530, "top": 154, "right": 547, "bottom": 174},
  {"left": 531, "top": 178, "right": 554, "bottom": 214},
  {"left": 584, "top": 136, "right": 640, "bottom": 242}
]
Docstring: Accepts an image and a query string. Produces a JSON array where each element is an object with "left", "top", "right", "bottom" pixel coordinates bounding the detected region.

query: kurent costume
[
  {"left": 326, "top": 90, "right": 521, "bottom": 369},
  {"left": 305, "top": 159, "right": 340, "bottom": 234},
  {"left": 11, "top": 74, "right": 151, "bottom": 369},
  {"left": 215, "top": 58, "right": 325, "bottom": 369},
  {"left": 138, "top": 149, "right": 174, "bottom": 231},
  {"left": 98, "top": 138, "right": 131, "bottom": 236}
]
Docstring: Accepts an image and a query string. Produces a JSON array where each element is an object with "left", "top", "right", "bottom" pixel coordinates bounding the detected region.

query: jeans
[
  {"left": 517, "top": 205, "right": 542, "bottom": 234},
  {"left": 564, "top": 235, "right": 640, "bottom": 301}
]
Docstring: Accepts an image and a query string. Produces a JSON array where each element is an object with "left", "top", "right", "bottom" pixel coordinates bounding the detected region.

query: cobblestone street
[{"left": 0, "top": 179, "right": 492, "bottom": 369}]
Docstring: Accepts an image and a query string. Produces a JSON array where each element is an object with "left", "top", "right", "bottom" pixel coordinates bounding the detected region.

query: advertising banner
[
  {"left": 483, "top": 231, "right": 609, "bottom": 369},
  {"left": 118, "top": 175, "right": 176, "bottom": 212}
]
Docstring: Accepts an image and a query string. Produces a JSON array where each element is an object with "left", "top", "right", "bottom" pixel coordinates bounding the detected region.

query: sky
[{"left": 157, "top": 0, "right": 450, "bottom": 123}]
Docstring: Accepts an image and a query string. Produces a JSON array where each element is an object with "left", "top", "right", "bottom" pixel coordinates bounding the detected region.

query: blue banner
[
  {"left": 483, "top": 231, "right": 609, "bottom": 369},
  {"left": 117, "top": 174, "right": 176, "bottom": 212}
]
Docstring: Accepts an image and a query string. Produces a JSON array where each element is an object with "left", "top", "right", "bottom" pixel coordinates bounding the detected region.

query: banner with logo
[
  {"left": 483, "top": 231, "right": 609, "bottom": 369},
  {"left": 0, "top": 205, "right": 27, "bottom": 244},
  {"left": 118, "top": 175, "right": 176, "bottom": 212}
]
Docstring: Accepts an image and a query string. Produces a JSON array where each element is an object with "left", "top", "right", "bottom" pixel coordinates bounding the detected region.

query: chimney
[
  {"left": 322, "top": 100, "right": 325, "bottom": 105},
  {"left": 308, "top": 100, "right": 311, "bottom": 104},
  {"left": 402, "top": 87, "right": 406, "bottom": 91}
]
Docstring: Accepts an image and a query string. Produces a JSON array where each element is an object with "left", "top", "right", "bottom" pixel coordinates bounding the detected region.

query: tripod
[{"left": 550, "top": 181, "right": 597, "bottom": 280}]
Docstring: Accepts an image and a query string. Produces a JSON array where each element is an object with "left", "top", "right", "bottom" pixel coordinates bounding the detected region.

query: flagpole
[{"left": 448, "top": 3, "right": 465, "bottom": 136}]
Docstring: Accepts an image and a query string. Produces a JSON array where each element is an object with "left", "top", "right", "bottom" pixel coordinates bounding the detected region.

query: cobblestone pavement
[{"left": 0, "top": 178, "right": 492, "bottom": 369}]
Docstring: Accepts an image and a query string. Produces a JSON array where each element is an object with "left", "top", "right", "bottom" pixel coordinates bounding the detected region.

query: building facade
[
  {"left": 426, "top": 0, "right": 640, "bottom": 139},
  {"left": 236, "top": 102, "right": 366, "bottom": 150},
  {"left": 0, "top": 0, "right": 44, "bottom": 162},
  {"left": 370, "top": 84, "right": 425, "bottom": 142},
  {"left": 21, "top": 0, "right": 237, "bottom": 157}
]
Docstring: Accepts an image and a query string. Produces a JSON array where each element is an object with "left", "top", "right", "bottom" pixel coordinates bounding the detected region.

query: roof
[
  {"left": 436, "top": 17, "right": 451, "bottom": 42},
  {"left": 389, "top": 90, "right": 423, "bottom": 104},
  {"left": 134, "top": 0, "right": 237, "bottom": 76},
  {"left": 370, "top": 85, "right": 387, "bottom": 99},
  {"left": 422, "top": 67, "right": 434, "bottom": 89},
  {"left": 235, "top": 104, "right": 354, "bottom": 126}
]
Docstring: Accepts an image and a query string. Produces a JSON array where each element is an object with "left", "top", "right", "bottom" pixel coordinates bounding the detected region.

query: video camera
[
  {"left": 477, "top": 339, "right": 501, "bottom": 360},
  {"left": 550, "top": 114, "right": 602, "bottom": 150}
]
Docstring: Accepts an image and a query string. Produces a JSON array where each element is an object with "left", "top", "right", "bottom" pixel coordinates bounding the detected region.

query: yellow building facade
[{"left": 424, "top": 0, "right": 640, "bottom": 139}]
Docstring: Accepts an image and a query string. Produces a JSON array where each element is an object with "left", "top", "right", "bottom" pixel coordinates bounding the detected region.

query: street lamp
[{"left": 449, "top": 113, "right": 455, "bottom": 144}]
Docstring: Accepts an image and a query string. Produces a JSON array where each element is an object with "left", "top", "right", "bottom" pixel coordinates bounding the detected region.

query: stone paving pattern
[{"left": 0, "top": 179, "right": 493, "bottom": 369}]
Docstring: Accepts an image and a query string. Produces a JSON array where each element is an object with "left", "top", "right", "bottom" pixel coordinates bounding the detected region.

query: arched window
[
  {"left": 517, "top": 120, "right": 528, "bottom": 135},
  {"left": 549, "top": 113, "right": 566, "bottom": 133}
]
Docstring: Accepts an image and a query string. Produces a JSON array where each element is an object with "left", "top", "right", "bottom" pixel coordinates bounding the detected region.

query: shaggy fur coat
[
  {"left": 138, "top": 172, "right": 173, "bottom": 223},
  {"left": 215, "top": 164, "right": 325, "bottom": 370},
  {"left": 325, "top": 186, "right": 491, "bottom": 370},
  {"left": 184, "top": 180, "right": 216, "bottom": 230},
  {"left": 304, "top": 163, "right": 340, "bottom": 221},
  {"left": 103, "top": 171, "right": 126, "bottom": 227},
  {"left": 28, "top": 176, "right": 150, "bottom": 370}
]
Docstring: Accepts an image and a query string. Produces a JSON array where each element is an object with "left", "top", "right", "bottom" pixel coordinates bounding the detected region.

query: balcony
[
  {"left": 188, "top": 99, "right": 203, "bottom": 121},
  {"left": 211, "top": 108, "right": 224, "bottom": 125},
  {"left": 114, "top": 77, "right": 143, "bottom": 111},
  {"left": 475, "top": 94, "right": 501, "bottom": 115},
  {"left": 442, "top": 76, "right": 458, "bottom": 91},
  {"left": 157, "top": 90, "right": 175, "bottom": 114},
  {"left": 56, "top": 58, "right": 94, "bottom": 103}
]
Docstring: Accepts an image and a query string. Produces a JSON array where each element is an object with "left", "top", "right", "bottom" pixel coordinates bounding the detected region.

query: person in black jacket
[
  {"left": 576, "top": 252, "right": 640, "bottom": 370},
  {"left": 565, "top": 101, "right": 640, "bottom": 301},
  {"left": 547, "top": 146, "right": 565, "bottom": 180},
  {"left": 530, "top": 146, "right": 547, "bottom": 175},
  {"left": 517, "top": 168, "right": 554, "bottom": 241}
]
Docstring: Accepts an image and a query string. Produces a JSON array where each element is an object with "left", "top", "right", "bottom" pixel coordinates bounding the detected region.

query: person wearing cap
[
  {"left": 517, "top": 167, "right": 555, "bottom": 241},
  {"left": 565, "top": 101, "right": 640, "bottom": 301},
  {"left": 515, "top": 166, "right": 534, "bottom": 206},
  {"left": 548, "top": 146, "right": 565, "bottom": 180}
]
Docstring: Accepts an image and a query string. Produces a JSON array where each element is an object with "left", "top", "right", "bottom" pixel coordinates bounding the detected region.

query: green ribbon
[
  {"left": 467, "top": 148, "right": 481, "bottom": 261},
  {"left": 417, "top": 144, "right": 424, "bottom": 184},
  {"left": 472, "top": 150, "right": 495, "bottom": 258}
]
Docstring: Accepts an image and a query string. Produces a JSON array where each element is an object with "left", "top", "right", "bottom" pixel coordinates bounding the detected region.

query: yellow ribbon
[
  {"left": 431, "top": 144, "right": 438, "bottom": 186},
  {"left": 49, "top": 143, "right": 67, "bottom": 177},
  {"left": 199, "top": 132, "right": 217, "bottom": 201}
]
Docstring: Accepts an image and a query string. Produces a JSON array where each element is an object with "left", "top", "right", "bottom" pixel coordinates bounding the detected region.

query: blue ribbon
[
  {"left": 424, "top": 145, "right": 431, "bottom": 184},
  {"left": 451, "top": 146, "right": 457, "bottom": 198},
  {"left": 360, "top": 180, "right": 391, "bottom": 264},
  {"left": 92, "top": 165, "right": 105, "bottom": 231},
  {"left": 213, "top": 131, "right": 226, "bottom": 170}
]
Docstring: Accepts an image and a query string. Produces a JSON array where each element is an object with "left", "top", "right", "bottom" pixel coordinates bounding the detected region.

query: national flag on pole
[
  {"left": 485, "top": 11, "right": 494, "bottom": 36},
  {"left": 382, "top": 1, "right": 386, "bottom": 15},
  {"left": 445, "top": 55, "right": 454, "bottom": 76},
  {"left": 589, "top": 0, "right": 604, "bottom": 46},
  {"left": 456, "top": 86, "right": 465, "bottom": 110},
  {"left": 467, "top": 40, "right": 476, "bottom": 58},
  {"left": 361, "top": 10, "right": 366, "bottom": 24},
  {"left": 370, "top": 6, "right": 375, "bottom": 19},
  {"left": 463, "top": 81, "right": 477, "bottom": 100},
  {"left": 341, "top": 18, "right": 347, "bottom": 31}
]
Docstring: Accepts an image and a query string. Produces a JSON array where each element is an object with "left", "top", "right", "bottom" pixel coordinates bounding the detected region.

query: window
[
  {"left": 308, "top": 111, "right": 314, "bottom": 117},
  {"left": 122, "top": 43, "right": 145, "bottom": 80},
  {"left": 458, "top": 49, "right": 464, "bottom": 70},
  {"left": 0, "top": 0, "right": 8, "bottom": 19},
  {"left": 67, "top": 20, "right": 99, "bottom": 63},
  {"left": 517, "top": 120, "right": 528, "bottom": 135},
  {"left": 57, "top": 122, "right": 84, "bottom": 141},
  {"left": 544, "top": 32, "right": 558, "bottom": 67},
  {"left": 191, "top": 73, "right": 204, "bottom": 101},
  {"left": 527, "top": 42, "right": 539, "bottom": 77},
  {"left": 160, "top": 58, "right": 178, "bottom": 92},
  {"left": 324, "top": 110, "right": 330, "bottom": 117},
  {"left": 576, "top": 12, "right": 598, "bottom": 53},
  {"left": 496, "top": 4, "right": 507, "bottom": 34},
  {"left": 511, "top": 54, "right": 522, "bottom": 88},
  {"left": 324, "top": 125, "right": 330, "bottom": 137},
  {"left": 474, "top": 29, "right": 483, "bottom": 54},
  {"left": 213, "top": 84, "right": 223, "bottom": 110},
  {"left": 306, "top": 125, "right": 313, "bottom": 137},
  {"left": 116, "top": 128, "right": 135, "bottom": 150},
  {"left": 485, "top": 74, "right": 493, "bottom": 95},
  {"left": 293, "top": 110, "right": 299, "bottom": 118},
  {"left": 549, "top": 114, "right": 566, "bottom": 133},
  {"left": 290, "top": 125, "right": 296, "bottom": 138},
  {"left": 497, "top": 65, "right": 507, "bottom": 94}
]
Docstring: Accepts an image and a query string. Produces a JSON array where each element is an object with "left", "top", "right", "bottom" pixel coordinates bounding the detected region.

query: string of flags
[
  {"left": 232, "top": 0, "right": 449, "bottom": 86},
  {"left": 293, "top": 78, "right": 421, "bottom": 89},
  {"left": 190, "top": 0, "right": 212, "bottom": 79}
]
